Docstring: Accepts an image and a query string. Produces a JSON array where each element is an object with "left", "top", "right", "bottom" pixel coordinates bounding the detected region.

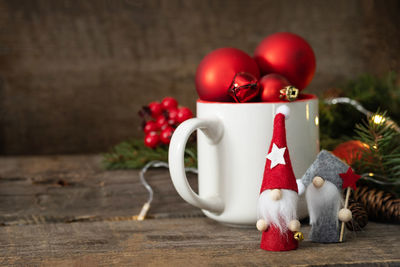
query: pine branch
[
  {"left": 352, "top": 111, "right": 400, "bottom": 194},
  {"left": 320, "top": 72, "right": 400, "bottom": 149}
]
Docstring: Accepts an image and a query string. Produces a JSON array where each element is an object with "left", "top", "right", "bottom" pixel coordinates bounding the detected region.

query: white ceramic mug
[{"left": 168, "top": 95, "right": 319, "bottom": 226}]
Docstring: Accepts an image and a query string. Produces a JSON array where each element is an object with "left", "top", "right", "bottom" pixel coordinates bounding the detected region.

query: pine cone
[
  {"left": 352, "top": 186, "right": 400, "bottom": 223},
  {"left": 346, "top": 199, "right": 368, "bottom": 231}
]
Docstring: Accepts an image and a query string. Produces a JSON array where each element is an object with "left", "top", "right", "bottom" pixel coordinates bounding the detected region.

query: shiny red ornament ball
[
  {"left": 259, "top": 74, "right": 290, "bottom": 102},
  {"left": 332, "top": 140, "right": 369, "bottom": 165},
  {"left": 160, "top": 126, "right": 174, "bottom": 144},
  {"left": 144, "top": 133, "right": 160, "bottom": 148},
  {"left": 254, "top": 32, "right": 316, "bottom": 90},
  {"left": 177, "top": 107, "right": 193, "bottom": 123},
  {"left": 144, "top": 120, "right": 158, "bottom": 134},
  {"left": 228, "top": 72, "right": 260, "bottom": 103},
  {"left": 148, "top": 102, "right": 163, "bottom": 118},
  {"left": 196, "top": 47, "right": 260, "bottom": 102},
  {"left": 161, "top": 97, "right": 178, "bottom": 110}
]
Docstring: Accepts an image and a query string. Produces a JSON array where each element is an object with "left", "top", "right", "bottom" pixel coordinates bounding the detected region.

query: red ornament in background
[
  {"left": 254, "top": 32, "right": 316, "bottom": 90},
  {"left": 332, "top": 140, "right": 369, "bottom": 165},
  {"left": 259, "top": 74, "right": 291, "bottom": 102},
  {"left": 228, "top": 72, "right": 260, "bottom": 103},
  {"left": 195, "top": 47, "right": 260, "bottom": 102}
]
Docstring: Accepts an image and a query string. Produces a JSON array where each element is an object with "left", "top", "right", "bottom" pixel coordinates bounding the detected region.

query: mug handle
[{"left": 168, "top": 118, "right": 224, "bottom": 213}]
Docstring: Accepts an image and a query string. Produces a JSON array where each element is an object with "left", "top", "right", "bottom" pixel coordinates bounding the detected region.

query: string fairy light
[
  {"left": 324, "top": 97, "right": 400, "bottom": 132},
  {"left": 325, "top": 97, "right": 372, "bottom": 117},
  {"left": 361, "top": 173, "right": 400, "bottom": 185},
  {"left": 135, "top": 160, "right": 198, "bottom": 220},
  {"left": 371, "top": 114, "right": 385, "bottom": 125}
]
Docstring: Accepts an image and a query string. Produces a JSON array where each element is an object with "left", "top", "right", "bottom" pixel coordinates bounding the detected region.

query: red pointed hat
[{"left": 260, "top": 105, "right": 298, "bottom": 193}]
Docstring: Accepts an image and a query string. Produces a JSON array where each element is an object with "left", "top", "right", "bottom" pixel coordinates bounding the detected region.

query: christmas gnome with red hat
[{"left": 256, "top": 105, "right": 302, "bottom": 251}]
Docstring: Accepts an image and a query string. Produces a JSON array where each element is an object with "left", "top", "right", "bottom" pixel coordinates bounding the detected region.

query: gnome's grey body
[{"left": 300, "top": 150, "right": 349, "bottom": 243}]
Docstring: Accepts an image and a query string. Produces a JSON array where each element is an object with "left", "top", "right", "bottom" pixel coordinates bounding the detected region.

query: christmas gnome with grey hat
[{"left": 299, "top": 150, "right": 353, "bottom": 243}]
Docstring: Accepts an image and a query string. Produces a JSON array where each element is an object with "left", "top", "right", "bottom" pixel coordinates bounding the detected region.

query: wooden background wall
[{"left": 0, "top": 0, "right": 399, "bottom": 154}]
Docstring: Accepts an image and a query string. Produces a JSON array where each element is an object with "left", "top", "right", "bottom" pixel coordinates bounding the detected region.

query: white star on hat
[{"left": 266, "top": 143, "right": 286, "bottom": 169}]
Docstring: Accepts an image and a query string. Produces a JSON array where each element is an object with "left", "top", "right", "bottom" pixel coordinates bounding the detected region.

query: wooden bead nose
[
  {"left": 270, "top": 189, "right": 282, "bottom": 201},
  {"left": 312, "top": 176, "right": 325, "bottom": 188}
]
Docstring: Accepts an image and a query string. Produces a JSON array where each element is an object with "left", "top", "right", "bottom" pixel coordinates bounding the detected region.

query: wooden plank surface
[
  {"left": 0, "top": 155, "right": 399, "bottom": 266},
  {"left": 0, "top": 155, "right": 200, "bottom": 225},
  {"left": 0, "top": 219, "right": 399, "bottom": 266}
]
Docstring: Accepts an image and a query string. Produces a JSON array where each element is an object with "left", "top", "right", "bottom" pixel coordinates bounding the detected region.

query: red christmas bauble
[
  {"left": 332, "top": 140, "right": 369, "bottom": 165},
  {"left": 196, "top": 47, "right": 260, "bottom": 102},
  {"left": 259, "top": 74, "right": 290, "bottom": 102},
  {"left": 228, "top": 72, "right": 260, "bottom": 103},
  {"left": 254, "top": 32, "right": 316, "bottom": 90}
]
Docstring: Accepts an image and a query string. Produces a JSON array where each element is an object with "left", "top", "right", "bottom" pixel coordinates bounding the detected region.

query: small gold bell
[
  {"left": 294, "top": 231, "right": 304, "bottom": 242},
  {"left": 280, "top": 86, "right": 299, "bottom": 101}
]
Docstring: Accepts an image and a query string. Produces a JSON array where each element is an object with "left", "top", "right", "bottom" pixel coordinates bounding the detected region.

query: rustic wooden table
[{"left": 0, "top": 155, "right": 399, "bottom": 266}]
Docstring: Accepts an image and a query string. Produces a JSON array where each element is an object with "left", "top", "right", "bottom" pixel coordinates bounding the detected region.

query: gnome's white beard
[
  {"left": 306, "top": 180, "right": 342, "bottom": 225},
  {"left": 257, "top": 189, "right": 298, "bottom": 234}
]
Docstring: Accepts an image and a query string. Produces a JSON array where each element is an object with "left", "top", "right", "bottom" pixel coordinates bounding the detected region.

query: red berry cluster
[{"left": 140, "top": 97, "right": 193, "bottom": 148}]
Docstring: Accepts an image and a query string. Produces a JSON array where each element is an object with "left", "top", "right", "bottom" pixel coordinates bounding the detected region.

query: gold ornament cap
[{"left": 280, "top": 86, "right": 299, "bottom": 101}]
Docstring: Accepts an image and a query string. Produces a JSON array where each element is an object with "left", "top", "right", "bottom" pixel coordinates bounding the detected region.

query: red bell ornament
[
  {"left": 254, "top": 32, "right": 316, "bottom": 91},
  {"left": 196, "top": 48, "right": 260, "bottom": 102},
  {"left": 228, "top": 72, "right": 260, "bottom": 103}
]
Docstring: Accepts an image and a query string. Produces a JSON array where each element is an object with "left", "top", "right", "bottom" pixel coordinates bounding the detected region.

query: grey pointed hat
[{"left": 301, "top": 150, "right": 349, "bottom": 189}]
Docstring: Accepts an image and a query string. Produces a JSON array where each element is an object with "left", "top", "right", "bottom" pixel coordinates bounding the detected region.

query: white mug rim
[{"left": 197, "top": 93, "right": 317, "bottom": 105}]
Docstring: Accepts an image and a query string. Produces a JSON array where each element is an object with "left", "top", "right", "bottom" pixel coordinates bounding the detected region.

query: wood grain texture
[
  {"left": 0, "top": 155, "right": 200, "bottom": 225},
  {"left": 0, "top": 219, "right": 399, "bottom": 266},
  {"left": 0, "top": 0, "right": 399, "bottom": 154},
  {"left": 0, "top": 155, "right": 399, "bottom": 266}
]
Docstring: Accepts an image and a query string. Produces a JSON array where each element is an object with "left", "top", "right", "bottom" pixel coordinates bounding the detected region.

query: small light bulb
[
  {"left": 371, "top": 114, "right": 385, "bottom": 125},
  {"left": 314, "top": 116, "right": 319, "bottom": 126},
  {"left": 369, "top": 172, "right": 374, "bottom": 177}
]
